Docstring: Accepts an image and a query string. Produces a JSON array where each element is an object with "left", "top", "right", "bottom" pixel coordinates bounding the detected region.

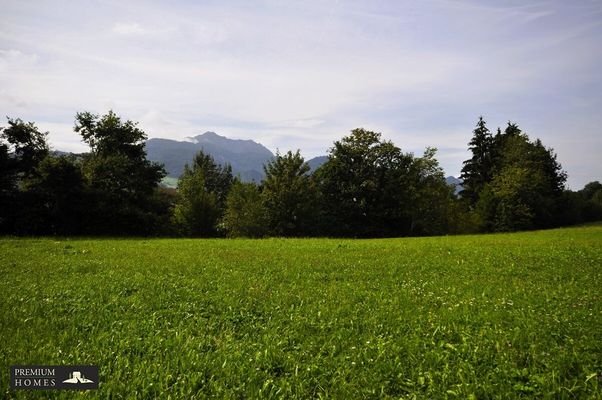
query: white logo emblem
[{"left": 62, "top": 371, "right": 94, "bottom": 384}]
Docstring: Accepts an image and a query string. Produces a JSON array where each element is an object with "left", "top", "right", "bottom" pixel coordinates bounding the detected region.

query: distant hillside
[
  {"left": 446, "top": 176, "right": 463, "bottom": 195},
  {"left": 146, "top": 132, "right": 330, "bottom": 183},
  {"left": 146, "top": 132, "right": 274, "bottom": 182},
  {"left": 307, "top": 155, "right": 328, "bottom": 172}
]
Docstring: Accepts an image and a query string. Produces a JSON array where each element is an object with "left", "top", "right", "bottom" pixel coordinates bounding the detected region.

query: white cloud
[
  {"left": 0, "top": 0, "right": 600, "bottom": 187},
  {"left": 269, "top": 118, "right": 326, "bottom": 129},
  {"left": 111, "top": 22, "right": 147, "bottom": 36}
]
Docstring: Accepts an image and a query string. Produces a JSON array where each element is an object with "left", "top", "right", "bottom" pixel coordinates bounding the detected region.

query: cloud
[
  {"left": 0, "top": 0, "right": 600, "bottom": 188},
  {"left": 269, "top": 118, "right": 326, "bottom": 129},
  {"left": 0, "top": 49, "right": 38, "bottom": 69},
  {"left": 111, "top": 22, "right": 147, "bottom": 36}
]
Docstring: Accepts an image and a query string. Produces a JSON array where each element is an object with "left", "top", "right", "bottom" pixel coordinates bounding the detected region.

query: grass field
[{"left": 1, "top": 226, "right": 601, "bottom": 399}]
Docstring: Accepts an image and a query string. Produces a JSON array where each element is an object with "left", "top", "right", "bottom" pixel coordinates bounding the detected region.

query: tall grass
[{"left": 1, "top": 225, "right": 600, "bottom": 398}]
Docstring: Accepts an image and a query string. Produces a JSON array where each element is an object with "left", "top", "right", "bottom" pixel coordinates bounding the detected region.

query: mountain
[
  {"left": 307, "top": 155, "right": 328, "bottom": 172},
  {"left": 445, "top": 176, "right": 463, "bottom": 195},
  {"left": 146, "top": 132, "right": 274, "bottom": 182},
  {"left": 146, "top": 132, "right": 331, "bottom": 183}
]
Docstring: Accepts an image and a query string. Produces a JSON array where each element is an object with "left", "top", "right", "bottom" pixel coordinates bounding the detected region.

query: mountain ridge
[{"left": 146, "top": 131, "right": 327, "bottom": 183}]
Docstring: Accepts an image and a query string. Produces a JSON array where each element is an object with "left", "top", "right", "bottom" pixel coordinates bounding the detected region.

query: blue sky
[{"left": 1, "top": 0, "right": 600, "bottom": 188}]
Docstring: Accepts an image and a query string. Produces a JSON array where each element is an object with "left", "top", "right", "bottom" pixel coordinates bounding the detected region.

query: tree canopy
[
  {"left": 461, "top": 120, "right": 567, "bottom": 231},
  {"left": 317, "top": 129, "right": 431, "bottom": 237},
  {"left": 172, "top": 150, "right": 234, "bottom": 237},
  {"left": 0, "top": 112, "right": 596, "bottom": 237},
  {"left": 73, "top": 111, "right": 167, "bottom": 234},
  {"left": 262, "top": 150, "right": 319, "bottom": 236}
]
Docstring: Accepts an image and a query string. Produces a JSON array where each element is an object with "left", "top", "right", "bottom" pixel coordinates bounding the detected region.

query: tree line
[{"left": 1, "top": 111, "right": 600, "bottom": 237}]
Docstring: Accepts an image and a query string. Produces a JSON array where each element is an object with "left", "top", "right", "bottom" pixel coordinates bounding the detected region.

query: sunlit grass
[{"left": 1, "top": 225, "right": 601, "bottom": 398}]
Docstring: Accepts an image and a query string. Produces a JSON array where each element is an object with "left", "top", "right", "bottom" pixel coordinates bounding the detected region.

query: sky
[{"left": 1, "top": 0, "right": 601, "bottom": 189}]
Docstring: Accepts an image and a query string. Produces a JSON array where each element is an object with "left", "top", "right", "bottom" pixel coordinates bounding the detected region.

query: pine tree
[{"left": 460, "top": 116, "right": 494, "bottom": 206}]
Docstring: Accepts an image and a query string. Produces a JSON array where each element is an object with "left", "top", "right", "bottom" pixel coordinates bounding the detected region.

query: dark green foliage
[
  {"left": 489, "top": 166, "right": 539, "bottom": 231},
  {"left": 558, "top": 181, "right": 602, "bottom": 224},
  {"left": 74, "top": 110, "right": 167, "bottom": 235},
  {"left": 410, "top": 147, "right": 457, "bottom": 235},
  {"left": 0, "top": 140, "right": 16, "bottom": 232},
  {"left": 173, "top": 168, "right": 220, "bottom": 236},
  {"left": 0, "top": 117, "right": 49, "bottom": 177},
  {"left": 0, "top": 118, "right": 50, "bottom": 233},
  {"left": 23, "top": 155, "right": 86, "bottom": 235},
  {"left": 173, "top": 151, "right": 234, "bottom": 236},
  {"left": 579, "top": 181, "right": 602, "bottom": 222},
  {"left": 222, "top": 181, "right": 268, "bottom": 237},
  {"left": 0, "top": 111, "right": 594, "bottom": 237},
  {"left": 462, "top": 119, "right": 567, "bottom": 232},
  {"left": 262, "top": 150, "right": 320, "bottom": 236},
  {"left": 488, "top": 132, "right": 565, "bottom": 230},
  {"left": 316, "top": 129, "right": 415, "bottom": 237},
  {"left": 76, "top": 111, "right": 147, "bottom": 160},
  {"left": 589, "top": 189, "right": 602, "bottom": 213},
  {"left": 186, "top": 151, "right": 234, "bottom": 210},
  {"left": 315, "top": 131, "right": 454, "bottom": 237},
  {"left": 460, "top": 116, "right": 493, "bottom": 206},
  {"left": 1, "top": 112, "right": 171, "bottom": 236},
  {"left": 76, "top": 111, "right": 166, "bottom": 198},
  {"left": 581, "top": 181, "right": 602, "bottom": 200}
]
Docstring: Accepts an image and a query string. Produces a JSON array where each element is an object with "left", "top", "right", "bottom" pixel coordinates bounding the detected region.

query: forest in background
[{"left": 1, "top": 111, "right": 600, "bottom": 237}]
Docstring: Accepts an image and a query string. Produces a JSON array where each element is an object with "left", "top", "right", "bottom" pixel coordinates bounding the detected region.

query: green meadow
[{"left": 1, "top": 226, "right": 601, "bottom": 399}]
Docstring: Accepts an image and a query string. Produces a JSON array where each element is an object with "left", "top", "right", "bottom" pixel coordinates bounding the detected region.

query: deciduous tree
[
  {"left": 262, "top": 150, "right": 319, "bottom": 236},
  {"left": 315, "top": 129, "right": 415, "bottom": 236},
  {"left": 222, "top": 181, "right": 267, "bottom": 238},
  {"left": 0, "top": 117, "right": 49, "bottom": 233},
  {"left": 172, "top": 150, "right": 233, "bottom": 236},
  {"left": 74, "top": 110, "right": 166, "bottom": 234}
]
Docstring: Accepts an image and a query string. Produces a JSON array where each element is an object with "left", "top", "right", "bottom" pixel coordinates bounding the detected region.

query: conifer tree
[{"left": 460, "top": 116, "right": 494, "bottom": 206}]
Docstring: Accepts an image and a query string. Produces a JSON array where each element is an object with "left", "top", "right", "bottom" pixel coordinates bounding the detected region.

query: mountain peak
[
  {"left": 146, "top": 131, "right": 276, "bottom": 182},
  {"left": 198, "top": 131, "right": 220, "bottom": 138},
  {"left": 183, "top": 131, "right": 224, "bottom": 144}
]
